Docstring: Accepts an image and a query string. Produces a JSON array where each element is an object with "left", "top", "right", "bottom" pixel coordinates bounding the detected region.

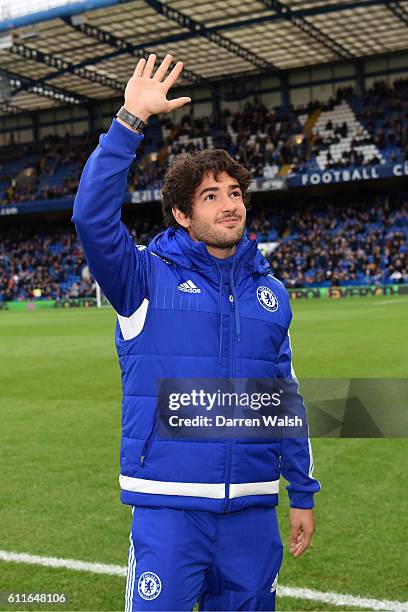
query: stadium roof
[{"left": 0, "top": 0, "right": 408, "bottom": 116}]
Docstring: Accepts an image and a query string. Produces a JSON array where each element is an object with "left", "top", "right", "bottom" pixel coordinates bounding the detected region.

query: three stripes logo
[{"left": 178, "top": 279, "right": 201, "bottom": 293}]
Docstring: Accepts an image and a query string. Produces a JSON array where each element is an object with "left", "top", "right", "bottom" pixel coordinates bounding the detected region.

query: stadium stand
[
  {"left": 0, "top": 132, "right": 97, "bottom": 204},
  {"left": 308, "top": 100, "right": 383, "bottom": 170},
  {"left": 303, "top": 80, "right": 408, "bottom": 171},
  {"left": 1, "top": 51, "right": 408, "bottom": 302},
  {"left": 1, "top": 193, "right": 406, "bottom": 301},
  {"left": 1, "top": 79, "right": 408, "bottom": 208},
  {"left": 269, "top": 195, "right": 408, "bottom": 288},
  {"left": 0, "top": 224, "right": 91, "bottom": 301},
  {"left": 352, "top": 80, "right": 408, "bottom": 164}
]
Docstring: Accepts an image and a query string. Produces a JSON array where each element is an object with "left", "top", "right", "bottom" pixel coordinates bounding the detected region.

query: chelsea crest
[
  {"left": 138, "top": 571, "right": 162, "bottom": 600},
  {"left": 257, "top": 286, "right": 279, "bottom": 312}
]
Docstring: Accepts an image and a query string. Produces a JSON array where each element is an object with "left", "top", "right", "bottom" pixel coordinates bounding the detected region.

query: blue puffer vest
[
  {"left": 72, "top": 118, "right": 320, "bottom": 513},
  {"left": 115, "top": 228, "right": 319, "bottom": 512}
]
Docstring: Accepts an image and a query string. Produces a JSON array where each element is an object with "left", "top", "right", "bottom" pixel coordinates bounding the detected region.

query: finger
[
  {"left": 163, "top": 61, "right": 184, "bottom": 90},
  {"left": 289, "top": 535, "right": 301, "bottom": 552},
  {"left": 292, "top": 531, "right": 313, "bottom": 558},
  {"left": 133, "top": 58, "right": 146, "bottom": 78},
  {"left": 289, "top": 529, "right": 301, "bottom": 553},
  {"left": 293, "top": 545, "right": 306, "bottom": 558},
  {"left": 143, "top": 53, "right": 156, "bottom": 78},
  {"left": 167, "top": 97, "right": 192, "bottom": 112},
  {"left": 153, "top": 54, "right": 173, "bottom": 82},
  {"left": 289, "top": 524, "right": 299, "bottom": 548},
  {"left": 291, "top": 535, "right": 304, "bottom": 556}
]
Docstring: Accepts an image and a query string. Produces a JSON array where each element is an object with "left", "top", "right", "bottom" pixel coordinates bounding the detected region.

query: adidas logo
[{"left": 178, "top": 280, "right": 201, "bottom": 293}]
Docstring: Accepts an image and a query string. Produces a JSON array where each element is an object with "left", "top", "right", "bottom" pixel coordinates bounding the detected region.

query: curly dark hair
[{"left": 161, "top": 149, "right": 252, "bottom": 228}]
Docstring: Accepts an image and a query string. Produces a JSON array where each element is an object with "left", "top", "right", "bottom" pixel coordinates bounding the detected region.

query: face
[{"left": 173, "top": 171, "right": 247, "bottom": 252}]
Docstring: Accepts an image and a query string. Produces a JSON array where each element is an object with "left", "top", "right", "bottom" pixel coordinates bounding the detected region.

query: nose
[{"left": 220, "top": 193, "right": 238, "bottom": 214}]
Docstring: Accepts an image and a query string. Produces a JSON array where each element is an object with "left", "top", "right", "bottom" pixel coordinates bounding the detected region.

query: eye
[
  {"left": 231, "top": 191, "right": 241, "bottom": 198},
  {"left": 204, "top": 193, "right": 216, "bottom": 201}
]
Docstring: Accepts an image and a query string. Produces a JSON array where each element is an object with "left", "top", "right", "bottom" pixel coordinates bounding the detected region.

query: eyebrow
[{"left": 199, "top": 183, "right": 241, "bottom": 197}]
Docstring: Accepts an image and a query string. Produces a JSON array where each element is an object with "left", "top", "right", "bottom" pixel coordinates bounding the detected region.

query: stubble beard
[{"left": 188, "top": 218, "right": 246, "bottom": 250}]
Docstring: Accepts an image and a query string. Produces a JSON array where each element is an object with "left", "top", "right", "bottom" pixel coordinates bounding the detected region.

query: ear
[{"left": 172, "top": 207, "right": 191, "bottom": 229}]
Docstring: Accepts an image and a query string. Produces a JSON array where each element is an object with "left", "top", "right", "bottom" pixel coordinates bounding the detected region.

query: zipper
[
  {"left": 223, "top": 291, "right": 235, "bottom": 513},
  {"left": 139, "top": 410, "right": 158, "bottom": 467}
]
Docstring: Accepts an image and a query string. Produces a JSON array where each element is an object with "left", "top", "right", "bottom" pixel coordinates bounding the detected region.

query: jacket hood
[{"left": 148, "top": 227, "right": 270, "bottom": 276}]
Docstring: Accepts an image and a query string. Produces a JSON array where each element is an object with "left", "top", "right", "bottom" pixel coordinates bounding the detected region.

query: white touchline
[
  {"left": 0, "top": 550, "right": 126, "bottom": 577},
  {"left": 1, "top": 550, "right": 407, "bottom": 612},
  {"left": 373, "top": 298, "right": 408, "bottom": 306},
  {"left": 278, "top": 587, "right": 408, "bottom": 612}
]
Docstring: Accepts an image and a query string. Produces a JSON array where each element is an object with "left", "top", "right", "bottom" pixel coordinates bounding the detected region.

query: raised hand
[{"left": 121, "top": 53, "right": 191, "bottom": 123}]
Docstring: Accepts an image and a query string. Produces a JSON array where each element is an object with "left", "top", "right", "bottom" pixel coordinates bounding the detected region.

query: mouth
[{"left": 218, "top": 218, "right": 240, "bottom": 227}]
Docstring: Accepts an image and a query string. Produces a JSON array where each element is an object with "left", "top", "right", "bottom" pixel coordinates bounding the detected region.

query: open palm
[{"left": 123, "top": 54, "right": 191, "bottom": 122}]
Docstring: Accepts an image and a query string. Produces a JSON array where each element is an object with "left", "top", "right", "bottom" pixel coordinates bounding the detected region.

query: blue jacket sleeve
[
  {"left": 277, "top": 298, "right": 321, "bottom": 509},
  {"left": 71, "top": 118, "right": 151, "bottom": 317}
]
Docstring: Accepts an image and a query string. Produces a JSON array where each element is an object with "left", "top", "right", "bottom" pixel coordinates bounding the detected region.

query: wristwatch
[{"left": 116, "top": 106, "right": 147, "bottom": 132}]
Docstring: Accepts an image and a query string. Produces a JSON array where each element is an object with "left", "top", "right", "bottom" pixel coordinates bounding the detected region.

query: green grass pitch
[{"left": 0, "top": 295, "right": 407, "bottom": 611}]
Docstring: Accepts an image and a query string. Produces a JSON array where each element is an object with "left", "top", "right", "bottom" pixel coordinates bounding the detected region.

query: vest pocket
[{"left": 139, "top": 408, "right": 158, "bottom": 467}]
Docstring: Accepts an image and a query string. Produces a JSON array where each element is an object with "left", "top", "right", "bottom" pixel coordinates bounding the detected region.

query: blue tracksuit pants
[{"left": 125, "top": 506, "right": 284, "bottom": 611}]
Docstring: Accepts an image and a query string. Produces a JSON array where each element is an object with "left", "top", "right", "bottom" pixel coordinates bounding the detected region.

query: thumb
[{"left": 167, "top": 97, "right": 191, "bottom": 112}]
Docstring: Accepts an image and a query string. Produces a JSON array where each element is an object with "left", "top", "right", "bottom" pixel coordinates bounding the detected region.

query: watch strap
[{"left": 116, "top": 106, "right": 147, "bottom": 132}]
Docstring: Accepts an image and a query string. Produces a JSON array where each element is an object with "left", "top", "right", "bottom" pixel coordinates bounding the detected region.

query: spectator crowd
[
  {"left": 355, "top": 79, "right": 408, "bottom": 162},
  {"left": 1, "top": 78, "right": 408, "bottom": 207},
  {"left": 1, "top": 78, "right": 407, "bottom": 301},
  {"left": 0, "top": 193, "right": 406, "bottom": 302},
  {"left": 0, "top": 131, "right": 98, "bottom": 205},
  {"left": 268, "top": 195, "right": 408, "bottom": 288}
]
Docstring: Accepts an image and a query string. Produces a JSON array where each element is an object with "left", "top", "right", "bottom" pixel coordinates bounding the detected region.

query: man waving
[{"left": 72, "top": 54, "right": 320, "bottom": 611}]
